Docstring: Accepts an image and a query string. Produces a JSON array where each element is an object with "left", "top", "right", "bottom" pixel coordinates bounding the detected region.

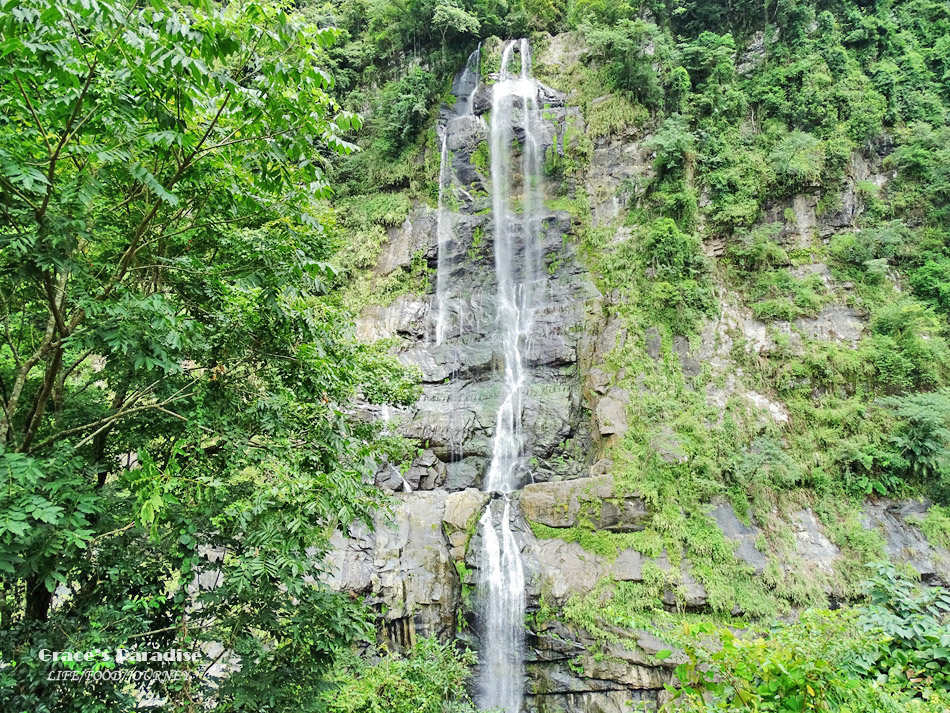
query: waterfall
[
  {"left": 434, "top": 45, "right": 481, "bottom": 346},
  {"left": 477, "top": 38, "right": 542, "bottom": 713},
  {"left": 434, "top": 131, "right": 451, "bottom": 346},
  {"left": 477, "top": 500, "right": 526, "bottom": 711}
]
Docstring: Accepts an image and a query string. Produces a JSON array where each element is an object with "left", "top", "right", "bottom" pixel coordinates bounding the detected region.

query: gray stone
[
  {"left": 444, "top": 459, "right": 479, "bottom": 490},
  {"left": 375, "top": 209, "right": 436, "bottom": 276},
  {"left": 521, "top": 475, "right": 649, "bottom": 531},
  {"left": 673, "top": 335, "right": 701, "bottom": 378},
  {"left": 661, "top": 568, "right": 707, "bottom": 609},
  {"left": 325, "top": 523, "right": 376, "bottom": 595},
  {"left": 375, "top": 462, "right": 411, "bottom": 492},
  {"left": 588, "top": 367, "right": 611, "bottom": 395},
  {"left": 442, "top": 489, "right": 490, "bottom": 557},
  {"left": 374, "top": 492, "right": 460, "bottom": 640},
  {"left": 596, "top": 396, "right": 628, "bottom": 436},
  {"left": 327, "top": 492, "right": 459, "bottom": 645},
  {"left": 710, "top": 499, "right": 768, "bottom": 574},
  {"left": 611, "top": 549, "right": 643, "bottom": 581},
  {"left": 737, "top": 31, "right": 766, "bottom": 74},
  {"left": 528, "top": 539, "right": 610, "bottom": 603},
  {"left": 745, "top": 390, "right": 790, "bottom": 425},
  {"left": 741, "top": 317, "right": 771, "bottom": 354},
  {"left": 789, "top": 262, "right": 833, "bottom": 287},
  {"left": 595, "top": 317, "right": 628, "bottom": 360},
  {"left": 471, "top": 83, "right": 492, "bottom": 115},
  {"left": 397, "top": 403, "right": 477, "bottom": 456},
  {"left": 524, "top": 383, "right": 576, "bottom": 458},
  {"left": 863, "top": 500, "right": 950, "bottom": 585},
  {"left": 403, "top": 448, "right": 447, "bottom": 490},
  {"left": 356, "top": 296, "right": 428, "bottom": 341},
  {"left": 792, "top": 510, "right": 840, "bottom": 572},
  {"left": 793, "top": 305, "right": 864, "bottom": 345},
  {"left": 644, "top": 327, "right": 661, "bottom": 360}
]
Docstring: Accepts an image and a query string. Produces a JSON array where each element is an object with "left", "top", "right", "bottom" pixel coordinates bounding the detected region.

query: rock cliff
[{"left": 330, "top": 33, "right": 950, "bottom": 713}]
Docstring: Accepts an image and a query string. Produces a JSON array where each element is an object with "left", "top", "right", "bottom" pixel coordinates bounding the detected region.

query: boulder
[
  {"left": 521, "top": 475, "right": 648, "bottom": 531},
  {"left": 863, "top": 500, "right": 950, "bottom": 585},
  {"left": 792, "top": 510, "right": 840, "bottom": 572},
  {"left": 442, "top": 489, "right": 490, "bottom": 558},
  {"left": 596, "top": 395, "right": 629, "bottom": 436},
  {"left": 356, "top": 296, "right": 429, "bottom": 342},
  {"left": 403, "top": 448, "right": 447, "bottom": 490}
]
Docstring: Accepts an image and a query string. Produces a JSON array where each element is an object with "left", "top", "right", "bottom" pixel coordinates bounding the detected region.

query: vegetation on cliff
[{"left": 2, "top": 0, "right": 949, "bottom": 710}]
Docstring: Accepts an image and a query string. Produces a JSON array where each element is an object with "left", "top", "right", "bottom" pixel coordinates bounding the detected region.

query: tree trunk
[{"left": 25, "top": 575, "right": 53, "bottom": 621}]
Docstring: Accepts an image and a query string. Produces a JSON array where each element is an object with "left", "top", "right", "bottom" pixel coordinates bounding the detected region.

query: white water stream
[{"left": 476, "top": 38, "right": 543, "bottom": 713}]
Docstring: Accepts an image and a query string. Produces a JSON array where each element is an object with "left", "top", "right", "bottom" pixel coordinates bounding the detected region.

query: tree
[
  {"left": 433, "top": 0, "right": 480, "bottom": 48},
  {"left": 0, "top": 1, "right": 415, "bottom": 710}
]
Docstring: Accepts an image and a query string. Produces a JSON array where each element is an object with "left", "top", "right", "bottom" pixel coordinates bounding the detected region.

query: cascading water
[
  {"left": 434, "top": 130, "right": 451, "bottom": 346},
  {"left": 477, "top": 38, "right": 543, "bottom": 713},
  {"left": 434, "top": 45, "right": 481, "bottom": 346}
]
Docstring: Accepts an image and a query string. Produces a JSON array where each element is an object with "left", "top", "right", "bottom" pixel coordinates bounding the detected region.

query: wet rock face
[
  {"left": 357, "top": 59, "right": 598, "bottom": 493},
  {"left": 524, "top": 622, "right": 678, "bottom": 712},
  {"left": 326, "top": 491, "right": 460, "bottom": 645}
]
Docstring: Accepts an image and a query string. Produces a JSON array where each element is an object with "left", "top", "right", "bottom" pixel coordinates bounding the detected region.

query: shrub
[
  {"left": 868, "top": 301, "right": 948, "bottom": 390},
  {"left": 375, "top": 68, "right": 439, "bottom": 157},
  {"left": 768, "top": 131, "right": 825, "bottom": 191},
  {"left": 658, "top": 566, "right": 950, "bottom": 711},
  {"left": 860, "top": 562, "right": 950, "bottom": 694},
  {"left": 880, "top": 388, "right": 950, "bottom": 482},
  {"left": 322, "top": 638, "right": 477, "bottom": 713}
]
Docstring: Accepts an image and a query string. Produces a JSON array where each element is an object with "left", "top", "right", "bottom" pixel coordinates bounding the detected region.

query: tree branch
[
  {"left": 30, "top": 391, "right": 195, "bottom": 453},
  {"left": 11, "top": 70, "right": 52, "bottom": 156}
]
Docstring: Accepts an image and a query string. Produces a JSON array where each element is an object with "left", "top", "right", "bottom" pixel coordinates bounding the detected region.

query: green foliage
[
  {"left": 432, "top": 0, "right": 480, "bottom": 44},
  {"left": 921, "top": 506, "right": 950, "bottom": 551},
  {"left": 586, "top": 95, "right": 648, "bottom": 139},
  {"left": 375, "top": 68, "right": 440, "bottom": 157},
  {"left": 727, "top": 225, "right": 788, "bottom": 271},
  {"left": 662, "top": 613, "right": 865, "bottom": 712},
  {"left": 768, "top": 131, "right": 824, "bottom": 191},
  {"left": 321, "top": 638, "right": 477, "bottom": 713},
  {"left": 584, "top": 20, "right": 664, "bottom": 109},
  {"left": 868, "top": 301, "right": 948, "bottom": 391},
  {"left": 860, "top": 562, "right": 950, "bottom": 695},
  {"left": 470, "top": 141, "right": 490, "bottom": 171},
  {"left": 0, "top": 449, "right": 99, "bottom": 589},
  {"left": 726, "top": 437, "right": 804, "bottom": 493},
  {"left": 0, "top": 1, "right": 418, "bottom": 710},
  {"left": 702, "top": 136, "right": 774, "bottom": 233},
  {"left": 661, "top": 566, "right": 950, "bottom": 711},
  {"left": 529, "top": 522, "right": 663, "bottom": 561},
  {"left": 647, "top": 116, "right": 697, "bottom": 181},
  {"left": 880, "top": 389, "right": 950, "bottom": 485},
  {"left": 639, "top": 219, "right": 716, "bottom": 334},
  {"left": 909, "top": 257, "right": 950, "bottom": 314}
]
